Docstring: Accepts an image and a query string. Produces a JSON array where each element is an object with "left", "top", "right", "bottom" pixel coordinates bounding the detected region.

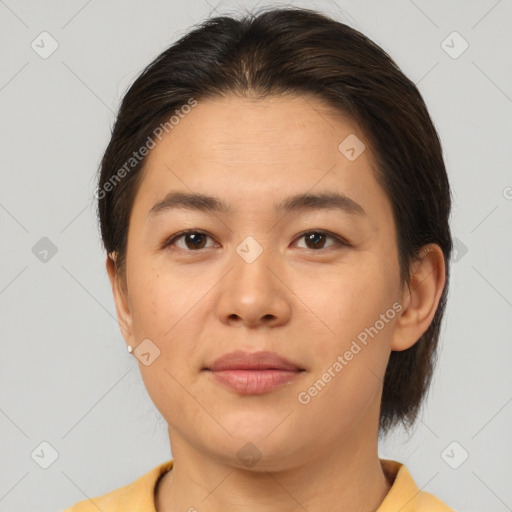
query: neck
[{"left": 155, "top": 426, "right": 391, "bottom": 512}]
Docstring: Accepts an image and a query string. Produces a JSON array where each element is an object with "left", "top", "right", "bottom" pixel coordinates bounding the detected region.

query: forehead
[
  {"left": 151, "top": 93, "right": 363, "bottom": 163},
  {"left": 131, "top": 94, "right": 391, "bottom": 230}
]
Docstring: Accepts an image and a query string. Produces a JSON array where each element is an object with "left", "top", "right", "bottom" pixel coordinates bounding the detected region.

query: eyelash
[{"left": 162, "top": 229, "right": 351, "bottom": 252}]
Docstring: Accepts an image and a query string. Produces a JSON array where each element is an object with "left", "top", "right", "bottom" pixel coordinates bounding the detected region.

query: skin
[{"left": 106, "top": 93, "right": 446, "bottom": 512}]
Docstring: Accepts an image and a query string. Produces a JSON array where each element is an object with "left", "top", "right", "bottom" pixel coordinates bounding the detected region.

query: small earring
[{"left": 127, "top": 345, "right": 133, "bottom": 353}]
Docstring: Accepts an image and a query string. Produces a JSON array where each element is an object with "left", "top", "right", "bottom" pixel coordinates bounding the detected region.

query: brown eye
[
  {"left": 164, "top": 231, "right": 215, "bottom": 251},
  {"left": 304, "top": 232, "right": 327, "bottom": 249},
  {"left": 295, "top": 231, "right": 348, "bottom": 250}
]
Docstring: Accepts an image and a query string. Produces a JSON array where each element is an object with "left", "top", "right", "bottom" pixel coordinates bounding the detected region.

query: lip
[
  {"left": 205, "top": 350, "right": 304, "bottom": 371},
  {"left": 203, "top": 350, "right": 305, "bottom": 394}
]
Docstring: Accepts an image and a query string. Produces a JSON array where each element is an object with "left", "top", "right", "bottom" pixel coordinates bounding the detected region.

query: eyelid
[{"left": 163, "top": 229, "right": 351, "bottom": 251}]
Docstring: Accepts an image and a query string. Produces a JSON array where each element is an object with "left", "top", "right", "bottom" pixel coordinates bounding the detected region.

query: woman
[{"left": 64, "top": 6, "right": 454, "bottom": 511}]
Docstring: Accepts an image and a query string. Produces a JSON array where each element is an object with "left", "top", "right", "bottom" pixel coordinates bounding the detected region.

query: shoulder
[
  {"left": 61, "top": 459, "right": 174, "bottom": 512},
  {"left": 378, "top": 459, "right": 455, "bottom": 512}
]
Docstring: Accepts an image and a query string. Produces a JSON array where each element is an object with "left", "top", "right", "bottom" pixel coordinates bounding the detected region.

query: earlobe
[
  {"left": 105, "top": 252, "right": 134, "bottom": 346},
  {"left": 391, "top": 244, "right": 446, "bottom": 352}
]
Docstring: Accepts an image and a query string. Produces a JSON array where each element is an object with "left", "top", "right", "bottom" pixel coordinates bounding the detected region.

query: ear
[
  {"left": 391, "top": 244, "right": 446, "bottom": 351},
  {"left": 106, "top": 252, "right": 134, "bottom": 348}
]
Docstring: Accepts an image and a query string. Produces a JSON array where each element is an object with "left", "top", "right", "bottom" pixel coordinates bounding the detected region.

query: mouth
[{"left": 203, "top": 350, "right": 306, "bottom": 394}]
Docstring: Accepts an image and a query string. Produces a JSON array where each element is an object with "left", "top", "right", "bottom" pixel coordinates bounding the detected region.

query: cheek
[
  {"left": 300, "top": 256, "right": 398, "bottom": 379},
  {"left": 128, "top": 267, "right": 207, "bottom": 373},
  {"left": 306, "top": 259, "right": 393, "bottom": 328},
  {"left": 128, "top": 258, "right": 185, "bottom": 331}
]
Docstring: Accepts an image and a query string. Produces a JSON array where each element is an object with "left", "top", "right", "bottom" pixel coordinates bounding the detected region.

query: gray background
[{"left": 1, "top": 0, "right": 511, "bottom": 511}]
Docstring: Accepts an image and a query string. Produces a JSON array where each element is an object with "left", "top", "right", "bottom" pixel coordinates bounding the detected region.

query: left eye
[
  {"left": 163, "top": 230, "right": 348, "bottom": 251},
  {"left": 294, "top": 231, "right": 346, "bottom": 250}
]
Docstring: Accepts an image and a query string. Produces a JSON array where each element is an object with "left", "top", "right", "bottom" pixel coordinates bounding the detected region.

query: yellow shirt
[{"left": 63, "top": 458, "right": 454, "bottom": 511}]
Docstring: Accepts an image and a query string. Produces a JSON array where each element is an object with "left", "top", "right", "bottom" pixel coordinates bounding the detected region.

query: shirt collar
[{"left": 125, "top": 458, "right": 433, "bottom": 512}]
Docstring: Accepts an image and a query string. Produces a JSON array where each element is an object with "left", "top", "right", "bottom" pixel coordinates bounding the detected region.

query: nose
[{"left": 215, "top": 244, "right": 292, "bottom": 329}]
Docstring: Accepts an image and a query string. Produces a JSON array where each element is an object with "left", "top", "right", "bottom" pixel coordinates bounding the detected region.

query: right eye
[{"left": 162, "top": 230, "right": 218, "bottom": 251}]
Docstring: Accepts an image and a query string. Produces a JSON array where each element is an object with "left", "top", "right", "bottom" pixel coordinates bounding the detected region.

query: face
[{"left": 109, "top": 93, "right": 410, "bottom": 469}]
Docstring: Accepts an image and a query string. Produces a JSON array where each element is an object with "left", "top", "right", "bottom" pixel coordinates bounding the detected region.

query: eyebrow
[{"left": 148, "top": 190, "right": 366, "bottom": 218}]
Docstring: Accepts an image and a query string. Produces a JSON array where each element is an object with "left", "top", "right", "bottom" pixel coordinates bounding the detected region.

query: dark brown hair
[{"left": 97, "top": 6, "right": 452, "bottom": 435}]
